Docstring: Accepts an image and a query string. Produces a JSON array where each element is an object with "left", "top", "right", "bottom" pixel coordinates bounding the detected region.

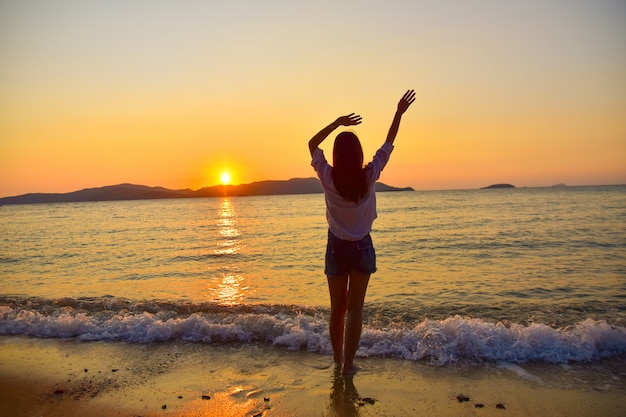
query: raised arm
[
  {"left": 385, "top": 89, "right": 415, "bottom": 145},
  {"left": 308, "top": 113, "right": 362, "bottom": 156}
]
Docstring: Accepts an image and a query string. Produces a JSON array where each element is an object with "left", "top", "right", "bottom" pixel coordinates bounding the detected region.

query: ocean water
[{"left": 1, "top": 186, "right": 625, "bottom": 365}]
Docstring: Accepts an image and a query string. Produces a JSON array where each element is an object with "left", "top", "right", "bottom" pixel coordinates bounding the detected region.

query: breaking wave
[{"left": 1, "top": 296, "right": 625, "bottom": 366}]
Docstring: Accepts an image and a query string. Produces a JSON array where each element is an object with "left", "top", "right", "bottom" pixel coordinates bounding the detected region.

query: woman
[{"left": 309, "top": 90, "right": 415, "bottom": 375}]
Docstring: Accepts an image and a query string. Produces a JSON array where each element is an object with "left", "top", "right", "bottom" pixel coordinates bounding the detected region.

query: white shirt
[{"left": 311, "top": 142, "right": 394, "bottom": 241}]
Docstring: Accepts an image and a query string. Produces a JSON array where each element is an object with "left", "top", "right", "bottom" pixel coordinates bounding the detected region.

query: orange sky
[{"left": 1, "top": 0, "right": 625, "bottom": 197}]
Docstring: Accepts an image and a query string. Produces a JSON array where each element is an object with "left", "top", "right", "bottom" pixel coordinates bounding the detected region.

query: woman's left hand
[{"left": 397, "top": 90, "right": 415, "bottom": 115}]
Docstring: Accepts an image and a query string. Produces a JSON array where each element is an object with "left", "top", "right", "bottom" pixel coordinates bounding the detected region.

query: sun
[{"left": 220, "top": 171, "right": 231, "bottom": 185}]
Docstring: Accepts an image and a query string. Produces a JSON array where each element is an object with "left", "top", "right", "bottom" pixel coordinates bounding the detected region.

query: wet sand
[{"left": 0, "top": 336, "right": 624, "bottom": 417}]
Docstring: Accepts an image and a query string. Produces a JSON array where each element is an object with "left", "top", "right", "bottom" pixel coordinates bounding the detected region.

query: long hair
[{"left": 331, "top": 131, "right": 368, "bottom": 203}]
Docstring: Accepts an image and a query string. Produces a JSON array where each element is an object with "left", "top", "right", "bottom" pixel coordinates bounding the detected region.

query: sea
[{"left": 1, "top": 185, "right": 625, "bottom": 366}]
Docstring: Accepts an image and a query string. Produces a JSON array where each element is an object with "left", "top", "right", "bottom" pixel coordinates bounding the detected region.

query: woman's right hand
[{"left": 335, "top": 113, "right": 363, "bottom": 127}]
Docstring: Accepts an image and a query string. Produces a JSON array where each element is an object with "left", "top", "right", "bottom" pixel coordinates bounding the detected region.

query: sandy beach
[{"left": 0, "top": 336, "right": 624, "bottom": 417}]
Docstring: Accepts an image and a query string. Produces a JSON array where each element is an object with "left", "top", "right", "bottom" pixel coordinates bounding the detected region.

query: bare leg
[
  {"left": 343, "top": 269, "right": 370, "bottom": 375},
  {"left": 327, "top": 274, "right": 349, "bottom": 365}
]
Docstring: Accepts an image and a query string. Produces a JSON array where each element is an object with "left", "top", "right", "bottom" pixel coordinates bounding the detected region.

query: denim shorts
[{"left": 325, "top": 230, "right": 377, "bottom": 277}]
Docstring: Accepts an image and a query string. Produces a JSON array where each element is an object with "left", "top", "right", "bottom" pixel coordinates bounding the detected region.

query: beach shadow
[{"left": 326, "top": 366, "right": 362, "bottom": 417}]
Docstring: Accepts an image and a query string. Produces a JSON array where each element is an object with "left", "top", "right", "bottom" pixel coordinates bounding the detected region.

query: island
[
  {"left": 481, "top": 184, "right": 516, "bottom": 189},
  {"left": 0, "top": 178, "right": 414, "bottom": 205}
]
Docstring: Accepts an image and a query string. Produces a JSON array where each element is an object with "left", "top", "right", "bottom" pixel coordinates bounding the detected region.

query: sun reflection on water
[
  {"left": 208, "top": 198, "right": 251, "bottom": 305},
  {"left": 214, "top": 198, "right": 241, "bottom": 256},
  {"left": 213, "top": 273, "right": 249, "bottom": 305}
]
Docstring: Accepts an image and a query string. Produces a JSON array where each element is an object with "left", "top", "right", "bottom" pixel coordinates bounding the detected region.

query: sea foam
[{"left": 1, "top": 297, "right": 625, "bottom": 365}]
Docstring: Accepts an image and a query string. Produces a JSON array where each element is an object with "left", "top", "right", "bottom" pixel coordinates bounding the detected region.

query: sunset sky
[{"left": 1, "top": 0, "right": 625, "bottom": 197}]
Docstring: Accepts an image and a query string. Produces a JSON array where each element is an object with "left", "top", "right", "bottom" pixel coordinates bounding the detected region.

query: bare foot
[{"left": 342, "top": 362, "right": 363, "bottom": 376}]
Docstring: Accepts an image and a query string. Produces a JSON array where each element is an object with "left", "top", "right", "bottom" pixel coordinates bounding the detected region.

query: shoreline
[{"left": 1, "top": 336, "right": 624, "bottom": 416}]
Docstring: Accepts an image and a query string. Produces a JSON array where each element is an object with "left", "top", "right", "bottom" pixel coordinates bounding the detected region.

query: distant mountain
[
  {"left": 0, "top": 178, "right": 414, "bottom": 205},
  {"left": 0, "top": 184, "right": 192, "bottom": 205},
  {"left": 196, "top": 177, "right": 324, "bottom": 197}
]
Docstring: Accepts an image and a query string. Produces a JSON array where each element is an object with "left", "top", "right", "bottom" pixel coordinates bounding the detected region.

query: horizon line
[{"left": 2, "top": 179, "right": 625, "bottom": 200}]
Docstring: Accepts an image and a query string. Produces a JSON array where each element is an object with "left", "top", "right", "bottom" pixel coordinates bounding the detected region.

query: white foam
[
  {"left": 354, "top": 316, "right": 626, "bottom": 364},
  {"left": 1, "top": 303, "right": 625, "bottom": 365}
]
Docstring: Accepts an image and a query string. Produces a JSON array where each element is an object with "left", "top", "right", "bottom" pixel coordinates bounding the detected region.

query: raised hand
[
  {"left": 385, "top": 89, "right": 415, "bottom": 144},
  {"left": 335, "top": 113, "right": 363, "bottom": 127},
  {"left": 309, "top": 113, "right": 362, "bottom": 155},
  {"left": 397, "top": 90, "right": 415, "bottom": 115}
]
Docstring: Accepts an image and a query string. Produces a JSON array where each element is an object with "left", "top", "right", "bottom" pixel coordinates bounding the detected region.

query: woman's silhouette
[{"left": 309, "top": 90, "right": 415, "bottom": 375}]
